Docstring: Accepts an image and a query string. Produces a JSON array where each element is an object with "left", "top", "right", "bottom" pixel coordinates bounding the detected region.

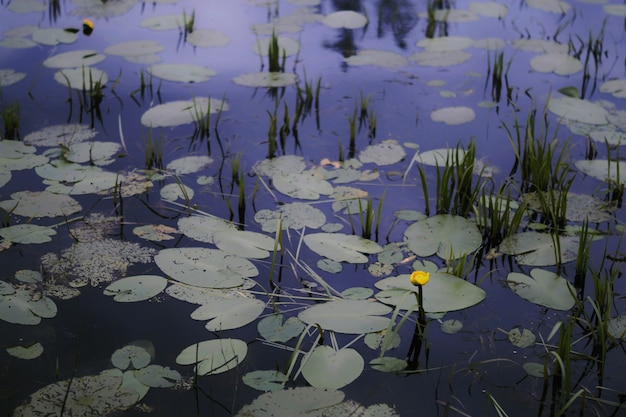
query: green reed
[
  {"left": 1, "top": 100, "right": 20, "bottom": 140},
  {"left": 267, "top": 30, "right": 285, "bottom": 73}
]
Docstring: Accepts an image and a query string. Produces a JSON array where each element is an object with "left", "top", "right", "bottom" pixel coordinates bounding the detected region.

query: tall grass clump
[
  {"left": 1, "top": 101, "right": 20, "bottom": 140},
  {"left": 143, "top": 128, "right": 164, "bottom": 170},
  {"left": 267, "top": 30, "right": 286, "bottom": 73}
]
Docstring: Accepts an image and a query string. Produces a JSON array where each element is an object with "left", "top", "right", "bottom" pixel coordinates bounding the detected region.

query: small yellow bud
[
  {"left": 82, "top": 18, "right": 94, "bottom": 30},
  {"left": 410, "top": 270, "right": 430, "bottom": 286}
]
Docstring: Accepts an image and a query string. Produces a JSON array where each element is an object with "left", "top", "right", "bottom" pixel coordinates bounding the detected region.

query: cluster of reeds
[
  {"left": 569, "top": 19, "right": 606, "bottom": 98},
  {"left": 267, "top": 30, "right": 286, "bottom": 73},
  {"left": 293, "top": 70, "right": 321, "bottom": 129},
  {"left": 189, "top": 95, "right": 226, "bottom": 155},
  {"left": 1, "top": 100, "right": 20, "bottom": 140},
  {"left": 417, "top": 138, "right": 485, "bottom": 217},
  {"left": 424, "top": 0, "right": 450, "bottom": 38},
  {"left": 485, "top": 50, "right": 511, "bottom": 103},
  {"left": 143, "top": 128, "right": 164, "bottom": 170}
]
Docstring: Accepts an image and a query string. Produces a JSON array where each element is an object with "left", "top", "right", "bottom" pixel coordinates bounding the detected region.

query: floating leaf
[
  {"left": 232, "top": 72, "right": 297, "bottom": 88},
  {"left": 499, "top": 231, "right": 579, "bottom": 265},
  {"left": 507, "top": 269, "right": 575, "bottom": 310},
  {"left": 6, "top": 342, "right": 44, "bottom": 359},
  {"left": 607, "top": 315, "right": 626, "bottom": 340},
  {"left": 242, "top": 370, "right": 288, "bottom": 391},
  {"left": 369, "top": 356, "right": 407, "bottom": 372},
  {"left": 178, "top": 215, "right": 237, "bottom": 244},
  {"left": 0, "top": 69, "right": 26, "bottom": 87},
  {"left": 176, "top": 339, "right": 247, "bottom": 376},
  {"left": 508, "top": 328, "right": 536, "bottom": 348},
  {"left": 159, "top": 183, "right": 194, "bottom": 202},
  {"left": 548, "top": 97, "right": 609, "bottom": 125},
  {"left": 344, "top": 50, "right": 408, "bottom": 68},
  {"left": 140, "top": 97, "right": 228, "bottom": 127},
  {"left": 430, "top": 106, "right": 476, "bottom": 125},
  {"left": 303, "top": 232, "right": 383, "bottom": 263},
  {"left": 254, "top": 203, "right": 326, "bottom": 232},
  {"left": 322, "top": 10, "right": 367, "bottom": 29},
  {"left": 358, "top": 140, "right": 406, "bottom": 166},
  {"left": 441, "top": 319, "right": 463, "bottom": 334},
  {"left": 213, "top": 230, "right": 279, "bottom": 259},
  {"left": 133, "top": 224, "right": 178, "bottom": 241},
  {"left": 272, "top": 171, "right": 334, "bottom": 200},
  {"left": 403, "top": 214, "right": 481, "bottom": 260},
  {"left": 187, "top": 29, "right": 231, "bottom": 48},
  {"left": 148, "top": 63, "right": 217, "bottom": 83},
  {"left": 134, "top": 365, "right": 181, "bottom": 388},
  {"left": 166, "top": 155, "right": 213, "bottom": 175},
  {"left": 530, "top": 53, "right": 582, "bottom": 75},
  {"left": 43, "top": 50, "right": 106, "bottom": 68},
  {"left": 32, "top": 27, "right": 77, "bottom": 46},
  {"left": 301, "top": 345, "right": 364, "bottom": 389},
  {"left": 599, "top": 79, "right": 626, "bottom": 98},
  {"left": 64, "top": 141, "right": 120, "bottom": 165},
  {"left": 0, "top": 288, "right": 57, "bottom": 324},
  {"left": 24, "top": 123, "right": 96, "bottom": 147},
  {"left": 190, "top": 298, "right": 265, "bottom": 331},
  {"left": 374, "top": 272, "right": 486, "bottom": 312},
  {"left": 257, "top": 314, "right": 305, "bottom": 342},
  {"left": 111, "top": 345, "right": 151, "bottom": 370},
  {"left": 523, "top": 362, "right": 549, "bottom": 378},
  {"left": 253, "top": 36, "right": 300, "bottom": 56},
  {"left": 0, "top": 224, "right": 56, "bottom": 244},
  {"left": 103, "top": 275, "right": 168, "bottom": 302},
  {"left": 0, "top": 191, "right": 81, "bottom": 217},
  {"left": 234, "top": 387, "right": 344, "bottom": 417},
  {"left": 154, "top": 247, "right": 257, "bottom": 288},
  {"left": 417, "top": 36, "right": 473, "bottom": 51},
  {"left": 575, "top": 159, "right": 626, "bottom": 184},
  {"left": 298, "top": 299, "right": 392, "bottom": 334}
]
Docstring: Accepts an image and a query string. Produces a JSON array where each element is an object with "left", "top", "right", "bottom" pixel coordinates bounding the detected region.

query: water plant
[
  {"left": 267, "top": 30, "right": 285, "bottom": 73},
  {"left": 143, "top": 128, "right": 164, "bottom": 170},
  {"left": 1, "top": 100, "right": 20, "bottom": 140}
]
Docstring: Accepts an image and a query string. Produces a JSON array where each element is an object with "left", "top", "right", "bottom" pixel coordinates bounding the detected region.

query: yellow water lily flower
[
  {"left": 410, "top": 270, "right": 430, "bottom": 286},
  {"left": 82, "top": 19, "right": 94, "bottom": 36}
]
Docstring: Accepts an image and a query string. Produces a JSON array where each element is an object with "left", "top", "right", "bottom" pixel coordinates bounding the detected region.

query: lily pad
[
  {"left": 301, "top": 345, "right": 364, "bottom": 389},
  {"left": 104, "top": 40, "right": 166, "bottom": 57},
  {"left": 232, "top": 72, "right": 297, "bottom": 87},
  {"left": 0, "top": 191, "right": 81, "bottom": 218},
  {"left": 322, "top": 10, "right": 367, "bottom": 29},
  {"left": 417, "top": 36, "right": 473, "bottom": 51},
  {"left": 358, "top": 140, "right": 406, "bottom": 166},
  {"left": 430, "top": 106, "right": 476, "bottom": 125},
  {"left": 273, "top": 171, "right": 334, "bottom": 200},
  {"left": 303, "top": 232, "right": 383, "bottom": 263},
  {"left": 298, "top": 299, "right": 392, "bottom": 334},
  {"left": 148, "top": 64, "right": 217, "bottom": 83},
  {"left": 575, "top": 159, "right": 626, "bottom": 183},
  {"left": 344, "top": 50, "right": 408, "bottom": 68},
  {"left": 548, "top": 97, "right": 609, "bottom": 125},
  {"left": 24, "top": 124, "right": 96, "bottom": 147},
  {"left": 253, "top": 36, "right": 300, "bottom": 56},
  {"left": 254, "top": 203, "right": 326, "bottom": 232},
  {"left": 159, "top": 183, "right": 194, "bottom": 201},
  {"left": 43, "top": 50, "right": 106, "bottom": 68},
  {"left": 103, "top": 275, "right": 168, "bottom": 302},
  {"left": 242, "top": 370, "right": 289, "bottom": 391},
  {"left": 0, "top": 224, "right": 57, "bottom": 244},
  {"left": 178, "top": 215, "right": 237, "bottom": 243},
  {"left": 134, "top": 365, "right": 181, "bottom": 388},
  {"left": 190, "top": 298, "right": 265, "bottom": 331},
  {"left": 235, "top": 387, "right": 344, "bottom": 417},
  {"left": 257, "top": 314, "right": 305, "bottom": 342},
  {"left": 0, "top": 288, "right": 57, "bottom": 324},
  {"left": 0, "top": 69, "right": 27, "bottom": 87},
  {"left": 530, "top": 53, "right": 582, "bottom": 75},
  {"left": 499, "top": 231, "right": 579, "bottom": 266},
  {"left": 508, "top": 328, "right": 536, "bottom": 348},
  {"left": 64, "top": 141, "right": 120, "bottom": 164},
  {"left": 141, "top": 97, "right": 228, "bottom": 127},
  {"left": 213, "top": 230, "right": 280, "bottom": 259},
  {"left": 599, "top": 79, "right": 626, "bottom": 98},
  {"left": 32, "top": 28, "right": 77, "bottom": 46},
  {"left": 374, "top": 272, "right": 486, "bottom": 312},
  {"left": 507, "top": 268, "right": 575, "bottom": 310},
  {"left": 154, "top": 247, "right": 258, "bottom": 288},
  {"left": 6, "top": 342, "right": 44, "bottom": 359},
  {"left": 607, "top": 315, "right": 626, "bottom": 340},
  {"left": 187, "top": 29, "right": 231, "bottom": 48},
  {"left": 403, "top": 214, "right": 482, "bottom": 260},
  {"left": 166, "top": 155, "right": 213, "bottom": 175},
  {"left": 111, "top": 345, "right": 152, "bottom": 370},
  {"left": 176, "top": 338, "right": 247, "bottom": 375}
]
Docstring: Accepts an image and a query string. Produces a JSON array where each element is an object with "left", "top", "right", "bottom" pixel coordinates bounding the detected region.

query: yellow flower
[
  {"left": 410, "top": 270, "right": 430, "bottom": 286},
  {"left": 82, "top": 19, "right": 94, "bottom": 30}
]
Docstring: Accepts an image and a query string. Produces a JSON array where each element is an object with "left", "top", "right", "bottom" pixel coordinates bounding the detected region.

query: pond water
[{"left": 1, "top": 0, "right": 626, "bottom": 416}]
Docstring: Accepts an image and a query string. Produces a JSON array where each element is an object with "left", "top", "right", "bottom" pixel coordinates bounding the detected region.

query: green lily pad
[
  {"left": 232, "top": 72, "right": 297, "bottom": 87},
  {"left": 588, "top": 130, "right": 626, "bottom": 146},
  {"left": 0, "top": 224, "right": 56, "bottom": 244},
  {"left": 176, "top": 339, "right": 247, "bottom": 375},
  {"left": 523, "top": 362, "right": 549, "bottom": 378},
  {"left": 64, "top": 141, "right": 120, "bottom": 165},
  {"left": 234, "top": 387, "right": 344, "bottom": 417},
  {"left": 530, "top": 53, "right": 582, "bottom": 75},
  {"left": 344, "top": 50, "right": 408, "bottom": 68},
  {"left": 43, "top": 50, "right": 106, "bottom": 68},
  {"left": 257, "top": 314, "right": 305, "bottom": 342},
  {"left": 46, "top": 170, "right": 123, "bottom": 195},
  {"left": 508, "top": 328, "right": 536, "bottom": 348},
  {"left": 159, "top": 183, "right": 194, "bottom": 202},
  {"left": 24, "top": 123, "right": 96, "bottom": 147},
  {"left": 301, "top": 345, "right": 364, "bottom": 389},
  {"left": 0, "top": 191, "right": 81, "bottom": 217},
  {"left": 178, "top": 215, "right": 237, "bottom": 244},
  {"left": 190, "top": 298, "right": 265, "bottom": 331},
  {"left": 403, "top": 214, "right": 481, "bottom": 260},
  {"left": 134, "top": 365, "right": 181, "bottom": 388},
  {"left": 148, "top": 63, "right": 216, "bottom": 83},
  {"left": 374, "top": 272, "right": 486, "bottom": 312},
  {"left": 359, "top": 140, "right": 406, "bottom": 166},
  {"left": 430, "top": 106, "right": 476, "bottom": 125},
  {"left": 599, "top": 79, "right": 626, "bottom": 98},
  {"left": 273, "top": 171, "right": 334, "bottom": 200},
  {"left": 103, "top": 275, "right": 168, "bottom": 302},
  {"left": 213, "top": 230, "right": 279, "bottom": 259},
  {"left": 548, "top": 97, "right": 609, "bottom": 125},
  {"left": 242, "top": 370, "right": 288, "bottom": 391},
  {"left": 507, "top": 269, "right": 575, "bottom": 310},
  {"left": 32, "top": 28, "right": 77, "bottom": 46},
  {"left": 254, "top": 203, "right": 326, "bottom": 232},
  {"left": 253, "top": 36, "right": 300, "bottom": 56},
  {"left": 6, "top": 342, "right": 44, "bottom": 359},
  {"left": 607, "top": 315, "right": 626, "bottom": 340},
  {"left": 0, "top": 288, "right": 57, "bottom": 324},
  {"left": 111, "top": 345, "right": 152, "bottom": 370},
  {"left": 575, "top": 159, "right": 626, "bottom": 183},
  {"left": 141, "top": 97, "right": 228, "bottom": 127},
  {"left": 369, "top": 356, "right": 407, "bottom": 372},
  {"left": 0, "top": 69, "right": 27, "bottom": 87},
  {"left": 154, "top": 247, "right": 257, "bottom": 288},
  {"left": 298, "top": 299, "right": 392, "bottom": 334},
  {"left": 303, "top": 232, "right": 383, "bottom": 263},
  {"left": 322, "top": 10, "right": 367, "bottom": 29},
  {"left": 499, "top": 231, "right": 579, "bottom": 266},
  {"left": 441, "top": 319, "right": 463, "bottom": 334},
  {"left": 187, "top": 29, "right": 231, "bottom": 48},
  {"left": 166, "top": 155, "right": 213, "bottom": 175}
]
